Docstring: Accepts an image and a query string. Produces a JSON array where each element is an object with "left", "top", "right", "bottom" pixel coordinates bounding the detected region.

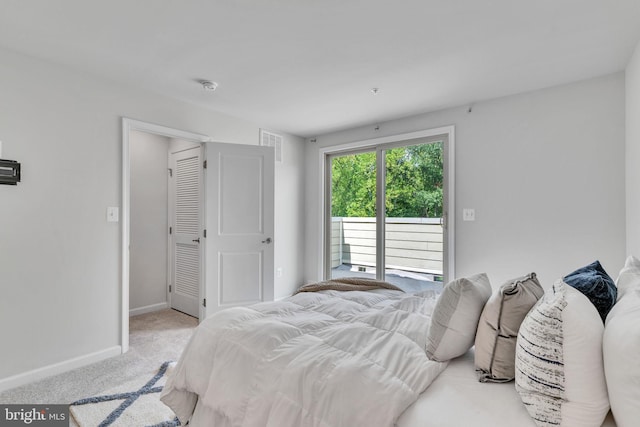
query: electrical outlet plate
[
  {"left": 107, "top": 207, "right": 119, "bottom": 223},
  {"left": 463, "top": 208, "right": 475, "bottom": 221}
]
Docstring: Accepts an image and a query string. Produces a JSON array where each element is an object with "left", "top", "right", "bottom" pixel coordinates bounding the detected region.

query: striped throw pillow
[{"left": 515, "top": 280, "right": 609, "bottom": 427}]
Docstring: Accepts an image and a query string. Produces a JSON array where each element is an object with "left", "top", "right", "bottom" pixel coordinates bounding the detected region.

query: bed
[
  {"left": 160, "top": 277, "right": 620, "bottom": 427},
  {"left": 161, "top": 282, "right": 447, "bottom": 426}
]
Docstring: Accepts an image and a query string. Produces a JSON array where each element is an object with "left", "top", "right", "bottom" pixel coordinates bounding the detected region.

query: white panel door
[
  {"left": 204, "top": 142, "right": 274, "bottom": 316},
  {"left": 169, "top": 146, "right": 202, "bottom": 318}
]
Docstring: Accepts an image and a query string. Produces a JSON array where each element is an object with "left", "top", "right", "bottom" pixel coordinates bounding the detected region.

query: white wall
[
  {"left": 169, "top": 138, "right": 200, "bottom": 154},
  {"left": 626, "top": 42, "right": 640, "bottom": 257},
  {"left": 272, "top": 131, "right": 307, "bottom": 299},
  {"left": 0, "top": 47, "right": 306, "bottom": 386},
  {"left": 305, "top": 73, "right": 626, "bottom": 289},
  {"left": 130, "top": 131, "right": 169, "bottom": 314}
]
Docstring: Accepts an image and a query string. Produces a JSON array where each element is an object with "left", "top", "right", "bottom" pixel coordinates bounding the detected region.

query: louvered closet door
[{"left": 169, "top": 146, "right": 202, "bottom": 318}]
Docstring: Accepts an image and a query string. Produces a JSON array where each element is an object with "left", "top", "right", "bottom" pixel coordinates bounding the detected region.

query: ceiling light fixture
[
  {"left": 371, "top": 88, "right": 380, "bottom": 95},
  {"left": 201, "top": 80, "right": 219, "bottom": 91}
]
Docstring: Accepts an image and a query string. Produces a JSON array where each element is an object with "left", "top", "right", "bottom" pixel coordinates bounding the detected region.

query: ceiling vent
[{"left": 260, "top": 130, "right": 283, "bottom": 163}]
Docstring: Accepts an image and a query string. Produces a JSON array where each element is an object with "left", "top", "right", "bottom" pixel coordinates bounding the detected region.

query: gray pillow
[
  {"left": 426, "top": 273, "right": 492, "bottom": 362},
  {"left": 474, "top": 273, "right": 544, "bottom": 382}
]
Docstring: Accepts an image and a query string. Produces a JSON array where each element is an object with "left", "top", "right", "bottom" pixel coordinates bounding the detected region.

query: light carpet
[{"left": 70, "top": 361, "right": 180, "bottom": 427}]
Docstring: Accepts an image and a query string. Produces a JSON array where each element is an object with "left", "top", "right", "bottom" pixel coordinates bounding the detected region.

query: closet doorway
[
  {"left": 129, "top": 131, "right": 203, "bottom": 319},
  {"left": 122, "top": 118, "right": 276, "bottom": 353},
  {"left": 122, "top": 119, "right": 209, "bottom": 352}
]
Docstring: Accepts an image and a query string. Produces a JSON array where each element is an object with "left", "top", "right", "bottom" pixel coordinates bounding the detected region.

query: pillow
[
  {"left": 563, "top": 260, "right": 616, "bottom": 322},
  {"left": 475, "top": 272, "right": 544, "bottom": 382},
  {"left": 614, "top": 254, "right": 640, "bottom": 299},
  {"left": 426, "top": 273, "right": 492, "bottom": 362},
  {"left": 515, "top": 280, "right": 609, "bottom": 427},
  {"left": 603, "top": 255, "right": 640, "bottom": 427}
]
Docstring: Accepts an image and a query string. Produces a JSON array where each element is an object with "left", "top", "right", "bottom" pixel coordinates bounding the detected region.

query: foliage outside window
[{"left": 331, "top": 142, "right": 443, "bottom": 218}]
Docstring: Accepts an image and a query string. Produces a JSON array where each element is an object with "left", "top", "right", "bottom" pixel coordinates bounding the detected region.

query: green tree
[
  {"left": 331, "top": 152, "right": 376, "bottom": 217},
  {"left": 331, "top": 142, "right": 443, "bottom": 218}
]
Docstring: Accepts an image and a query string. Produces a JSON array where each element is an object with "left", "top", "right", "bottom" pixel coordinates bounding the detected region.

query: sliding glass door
[
  {"left": 326, "top": 134, "right": 450, "bottom": 290},
  {"left": 329, "top": 150, "right": 378, "bottom": 278}
]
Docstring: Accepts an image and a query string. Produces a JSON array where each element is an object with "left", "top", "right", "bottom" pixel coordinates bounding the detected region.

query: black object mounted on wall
[{"left": 0, "top": 159, "right": 21, "bottom": 185}]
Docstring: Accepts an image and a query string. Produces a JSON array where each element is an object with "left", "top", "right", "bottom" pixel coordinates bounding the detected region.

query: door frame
[
  {"left": 318, "top": 126, "right": 456, "bottom": 283},
  {"left": 121, "top": 118, "right": 210, "bottom": 353}
]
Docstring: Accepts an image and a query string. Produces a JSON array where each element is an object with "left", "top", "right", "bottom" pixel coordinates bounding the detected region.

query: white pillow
[
  {"left": 613, "top": 254, "right": 640, "bottom": 299},
  {"left": 603, "top": 255, "right": 640, "bottom": 427},
  {"left": 426, "top": 273, "right": 492, "bottom": 362},
  {"left": 515, "top": 280, "right": 609, "bottom": 427}
]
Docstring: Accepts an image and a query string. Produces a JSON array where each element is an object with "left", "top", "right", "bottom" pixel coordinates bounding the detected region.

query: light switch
[
  {"left": 107, "top": 207, "right": 119, "bottom": 223},
  {"left": 463, "top": 208, "right": 475, "bottom": 221}
]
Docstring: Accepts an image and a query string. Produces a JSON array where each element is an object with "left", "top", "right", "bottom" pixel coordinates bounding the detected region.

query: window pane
[
  {"left": 384, "top": 142, "right": 444, "bottom": 291},
  {"left": 330, "top": 151, "right": 377, "bottom": 281}
]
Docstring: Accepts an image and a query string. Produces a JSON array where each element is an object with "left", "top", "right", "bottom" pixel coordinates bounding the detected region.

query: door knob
[
  {"left": 192, "top": 238, "right": 200, "bottom": 243},
  {"left": 262, "top": 237, "right": 272, "bottom": 244}
]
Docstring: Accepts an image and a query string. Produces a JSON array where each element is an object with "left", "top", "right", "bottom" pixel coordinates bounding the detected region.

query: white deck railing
[{"left": 331, "top": 217, "right": 443, "bottom": 275}]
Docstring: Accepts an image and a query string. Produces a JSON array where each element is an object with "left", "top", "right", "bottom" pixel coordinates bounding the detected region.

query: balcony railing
[{"left": 331, "top": 217, "right": 444, "bottom": 278}]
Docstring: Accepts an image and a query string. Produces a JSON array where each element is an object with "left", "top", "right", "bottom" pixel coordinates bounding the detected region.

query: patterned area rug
[{"left": 70, "top": 361, "right": 180, "bottom": 427}]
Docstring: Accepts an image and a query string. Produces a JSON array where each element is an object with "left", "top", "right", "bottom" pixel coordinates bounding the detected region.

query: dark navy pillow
[{"left": 563, "top": 260, "right": 617, "bottom": 323}]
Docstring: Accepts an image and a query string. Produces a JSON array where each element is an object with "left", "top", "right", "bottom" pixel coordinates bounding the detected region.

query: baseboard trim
[
  {"left": 0, "top": 346, "right": 122, "bottom": 393},
  {"left": 129, "top": 302, "right": 169, "bottom": 317}
]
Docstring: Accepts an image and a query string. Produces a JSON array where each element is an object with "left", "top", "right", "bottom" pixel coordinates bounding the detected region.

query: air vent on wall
[{"left": 260, "top": 130, "right": 283, "bottom": 163}]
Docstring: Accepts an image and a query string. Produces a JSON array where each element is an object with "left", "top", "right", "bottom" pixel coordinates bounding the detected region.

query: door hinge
[
  {"left": 169, "top": 285, "right": 172, "bottom": 293},
  {"left": 203, "top": 160, "right": 208, "bottom": 169},
  {"left": 203, "top": 298, "right": 207, "bottom": 307},
  {"left": 168, "top": 168, "right": 173, "bottom": 177},
  {"left": 203, "top": 229, "right": 207, "bottom": 238},
  {"left": 169, "top": 226, "right": 172, "bottom": 235}
]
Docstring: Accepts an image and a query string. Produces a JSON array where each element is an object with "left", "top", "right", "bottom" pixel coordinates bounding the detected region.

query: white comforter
[{"left": 161, "top": 289, "right": 447, "bottom": 427}]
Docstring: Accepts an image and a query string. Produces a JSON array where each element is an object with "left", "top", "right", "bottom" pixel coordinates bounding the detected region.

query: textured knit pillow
[
  {"left": 515, "top": 280, "right": 609, "bottom": 427},
  {"left": 426, "top": 273, "right": 492, "bottom": 362},
  {"left": 563, "top": 260, "right": 616, "bottom": 322},
  {"left": 474, "top": 272, "right": 544, "bottom": 382},
  {"left": 603, "top": 255, "right": 640, "bottom": 427}
]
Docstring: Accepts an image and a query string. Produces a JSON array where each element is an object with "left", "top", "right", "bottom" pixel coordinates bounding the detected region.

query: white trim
[
  {"left": 121, "top": 118, "right": 210, "bottom": 354},
  {"left": 446, "top": 127, "right": 456, "bottom": 282},
  {"left": 0, "top": 346, "right": 121, "bottom": 393},
  {"left": 375, "top": 145, "right": 386, "bottom": 281},
  {"left": 318, "top": 126, "right": 456, "bottom": 282},
  {"left": 129, "top": 302, "right": 169, "bottom": 317},
  {"left": 318, "top": 127, "right": 453, "bottom": 153}
]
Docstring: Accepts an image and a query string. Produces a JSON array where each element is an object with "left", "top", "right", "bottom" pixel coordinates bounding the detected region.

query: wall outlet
[
  {"left": 276, "top": 267, "right": 283, "bottom": 278},
  {"left": 463, "top": 208, "right": 475, "bottom": 221},
  {"left": 107, "top": 207, "right": 119, "bottom": 223}
]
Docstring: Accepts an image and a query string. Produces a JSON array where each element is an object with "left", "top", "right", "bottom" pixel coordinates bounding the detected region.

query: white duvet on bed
[{"left": 161, "top": 289, "right": 447, "bottom": 427}]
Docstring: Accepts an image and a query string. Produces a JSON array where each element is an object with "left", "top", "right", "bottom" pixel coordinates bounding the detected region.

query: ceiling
[{"left": 1, "top": 0, "right": 639, "bottom": 138}]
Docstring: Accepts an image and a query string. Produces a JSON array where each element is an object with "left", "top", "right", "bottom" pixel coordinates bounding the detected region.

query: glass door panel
[
  {"left": 383, "top": 142, "right": 444, "bottom": 291},
  {"left": 329, "top": 151, "right": 377, "bottom": 280}
]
